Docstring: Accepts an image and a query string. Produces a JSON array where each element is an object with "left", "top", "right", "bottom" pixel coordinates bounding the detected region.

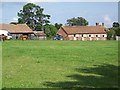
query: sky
[{"left": 0, "top": 1, "right": 118, "bottom": 28}]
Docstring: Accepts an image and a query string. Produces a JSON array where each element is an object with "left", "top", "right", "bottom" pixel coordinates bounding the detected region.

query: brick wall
[
  {"left": 57, "top": 28, "right": 68, "bottom": 40},
  {"left": 67, "top": 34, "right": 107, "bottom": 41}
]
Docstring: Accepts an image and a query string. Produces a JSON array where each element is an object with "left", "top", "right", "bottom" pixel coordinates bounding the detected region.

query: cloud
[
  {"left": 27, "top": 0, "right": 37, "bottom": 3},
  {"left": 28, "top": 0, "right": 35, "bottom": 3},
  {"left": 103, "top": 15, "right": 112, "bottom": 27},
  {"left": 11, "top": 17, "right": 18, "bottom": 22}
]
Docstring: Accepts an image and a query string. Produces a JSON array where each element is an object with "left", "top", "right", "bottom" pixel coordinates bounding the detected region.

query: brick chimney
[
  {"left": 96, "top": 22, "right": 99, "bottom": 26},
  {"left": 102, "top": 23, "right": 104, "bottom": 26}
]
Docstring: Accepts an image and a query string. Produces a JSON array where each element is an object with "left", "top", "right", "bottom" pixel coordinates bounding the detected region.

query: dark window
[
  {"left": 7, "top": 32, "right": 12, "bottom": 36},
  {"left": 103, "top": 35, "right": 104, "bottom": 37},
  {"left": 74, "top": 34, "right": 76, "bottom": 37},
  {"left": 96, "top": 35, "right": 98, "bottom": 37},
  {"left": 89, "top": 35, "right": 91, "bottom": 37},
  {"left": 82, "top": 34, "right": 84, "bottom": 37}
]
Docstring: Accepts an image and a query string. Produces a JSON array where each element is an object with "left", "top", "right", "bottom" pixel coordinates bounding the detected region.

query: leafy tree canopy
[
  {"left": 66, "top": 17, "right": 88, "bottom": 26},
  {"left": 17, "top": 3, "right": 50, "bottom": 31},
  {"left": 113, "top": 22, "right": 120, "bottom": 27},
  {"left": 10, "top": 22, "right": 18, "bottom": 24},
  {"left": 54, "top": 23, "right": 63, "bottom": 30},
  {"left": 107, "top": 22, "right": 120, "bottom": 40},
  {"left": 44, "top": 24, "right": 58, "bottom": 39}
]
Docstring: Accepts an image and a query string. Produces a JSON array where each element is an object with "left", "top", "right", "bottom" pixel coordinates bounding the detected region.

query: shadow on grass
[{"left": 43, "top": 64, "right": 119, "bottom": 89}]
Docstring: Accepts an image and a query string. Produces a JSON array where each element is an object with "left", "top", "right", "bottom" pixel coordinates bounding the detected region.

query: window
[
  {"left": 96, "top": 35, "right": 98, "bottom": 37},
  {"left": 82, "top": 34, "right": 84, "bottom": 37},
  {"left": 7, "top": 32, "right": 12, "bottom": 36},
  {"left": 74, "top": 34, "right": 76, "bottom": 37},
  {"left": 89, "top": 35, "right": 91, "bottom": 37},
  {"left": 103, "top": 35, "right": 104, "bottom": 37}
]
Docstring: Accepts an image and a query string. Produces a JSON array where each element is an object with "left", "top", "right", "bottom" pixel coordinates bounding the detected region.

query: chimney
[
  {"left": 96, "top": 22, "right": 99, "bottom": 26},
  {"left": 102, "top": 23, "right": 104, "bottom": 26}
]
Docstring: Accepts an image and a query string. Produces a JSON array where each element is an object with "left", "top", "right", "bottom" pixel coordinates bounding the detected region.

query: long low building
[
  {"left": 57, "top": 23, "right": 108, "bottom": 41},
  {"left": 0, "top": 24, "right": 33, "bottom": 39}
]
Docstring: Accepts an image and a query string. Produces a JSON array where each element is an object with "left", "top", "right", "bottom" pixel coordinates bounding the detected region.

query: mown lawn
[{"left": 2, "top": 40, "right": 118, "bottom": 88}]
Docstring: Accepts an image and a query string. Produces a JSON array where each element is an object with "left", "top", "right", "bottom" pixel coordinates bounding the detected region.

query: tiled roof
[
  {"left": 59, "top": 26, "right": 108, "bottom": 34},
  {"left": 34, "top": 31, "right": 46, "bottom": 36},
  {"left": 0, "top": 24, "right": 33, "bottom": 33}
]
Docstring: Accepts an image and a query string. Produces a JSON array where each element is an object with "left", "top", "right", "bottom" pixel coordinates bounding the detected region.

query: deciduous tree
[
  {"left": 17, "top": 3, "right": 50, "bottom": 31},
  {"left": 55, "top": 23, "right": 63, "bottom": 30},
  {"left": 66, "top": 17, "right": 88, "bottom": 26},
  {"left": 107, "top": 22, "right": 120, "bottom": 40},
  {"left": 44, "top": 24, "right": 57, "bottom": 39}
]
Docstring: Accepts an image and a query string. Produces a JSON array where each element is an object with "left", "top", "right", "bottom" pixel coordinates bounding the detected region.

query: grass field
[{"left": 2, "top": 40, "right": 119, "bottom": 88}]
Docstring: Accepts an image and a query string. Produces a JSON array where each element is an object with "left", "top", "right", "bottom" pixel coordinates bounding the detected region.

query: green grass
[{"left": 2, "top": 40, "right": 118, "bottom": 88}]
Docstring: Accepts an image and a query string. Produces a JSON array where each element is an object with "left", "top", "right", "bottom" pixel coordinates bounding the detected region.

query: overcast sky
[{"left": 0, "top": 1, "right": 118, "bottom": 28}]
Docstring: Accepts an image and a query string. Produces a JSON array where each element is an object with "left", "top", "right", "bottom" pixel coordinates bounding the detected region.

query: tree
[
  {"left": 10, "top": 22, "right": 18, "bottom": 24},
  {"left": 66, "top": 17, "right": 88, "bottom": 26},
  {"left": 44, "top": 24, "right": 57, "bottom": 39},
  {"left": 54, "top": 23, "right": 63, "bottom": 30},
  {"left": 107, "top": 22, "right": 120, "bottom": 40},
  {"left": 113, "top": 22, "right": 120, "bottom": 28},
  {"left": 112, "top": 22, "right": 120, "bottom": 36},
  {"left": 17, "top": 3, "right": 50, "bottom": 31},
  {"left": 107, "top": 28, "right": 116, "bottom": 40}
]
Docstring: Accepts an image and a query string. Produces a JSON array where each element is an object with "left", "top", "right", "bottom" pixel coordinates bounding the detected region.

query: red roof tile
[
  {"left": 58, "top": 26, "right": 108, "bottom": 34},
  {"left": 0, "top": 24, "right": 33, "bottom": 33}
]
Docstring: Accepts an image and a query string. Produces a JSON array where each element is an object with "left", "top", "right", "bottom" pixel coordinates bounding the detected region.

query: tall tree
[
  {"left": 107, "top": 28, "right": 116, "bottom": 40},
  {"left": 44, "top": 24, "right": 57, "bottom": 39},
  {"left": 17, "top": 3, "right": 50, "bottom": 31},
  {"left": 112, "top": 22, "right": 120, "bottom": 36},
  {"left": 113, "top": 22, "right": 120, "bottom": 28},
  {"left": 55, "top": 23, "right": 63, "bottom": 30},
  {"left": 66, "top": 17, "right": 88, "bottom": 26},
  {"left": 107, "top": 22, "right": 120, "bottom": 40}
]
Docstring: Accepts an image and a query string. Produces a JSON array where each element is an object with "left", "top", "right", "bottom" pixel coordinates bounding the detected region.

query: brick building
[
  {"left": 0, "top": 24, "right": 33, "bottom": 39},
  {"left": 57, "top": 23, "right": 108, "bottom": 41}
]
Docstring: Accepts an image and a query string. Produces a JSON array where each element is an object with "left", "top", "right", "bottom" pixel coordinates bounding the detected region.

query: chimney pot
[
  {"left": 96, "top": 22, "right": 99, "bottom": 26},
  {"left": 102, "top": 23, "right": 104, "bottom": 26}
]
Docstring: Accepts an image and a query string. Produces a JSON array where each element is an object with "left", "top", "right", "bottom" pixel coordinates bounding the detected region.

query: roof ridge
[{"left": 59, "top": 25, "right": 107, "bottom": 34}]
